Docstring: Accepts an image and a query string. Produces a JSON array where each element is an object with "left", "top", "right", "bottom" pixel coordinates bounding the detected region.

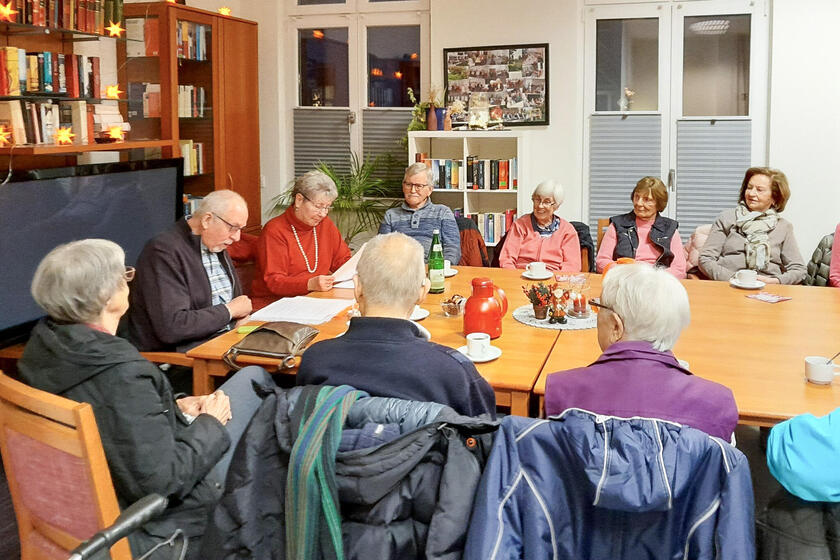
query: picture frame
[{"left": 444, "top": 43, "right": 549, "bottom": 127}]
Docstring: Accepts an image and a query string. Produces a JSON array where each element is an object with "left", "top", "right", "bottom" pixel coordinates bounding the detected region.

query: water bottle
[{"left": 428, "top": 229, "right": 445, "bottom": 294}]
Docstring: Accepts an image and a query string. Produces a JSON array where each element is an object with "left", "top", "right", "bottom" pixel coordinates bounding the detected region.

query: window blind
[
  {"left": 293, "top": 108, "right": 352, "bottom": 177},
  {"left": 362, "top": 108, "right": 412, "bottom": 194}
]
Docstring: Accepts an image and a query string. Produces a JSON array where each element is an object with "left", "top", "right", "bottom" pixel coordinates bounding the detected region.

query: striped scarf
[{"left": 286, "top": 385, "right": 362, "bottom": 560}]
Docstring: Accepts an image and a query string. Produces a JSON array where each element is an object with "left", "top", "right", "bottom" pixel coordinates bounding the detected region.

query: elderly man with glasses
[
  {"left": 378, "top": 163, "right": 461, "bottom": 264},
  {"left": 128, "top": 189, "right": 253, "bottom": 354}
]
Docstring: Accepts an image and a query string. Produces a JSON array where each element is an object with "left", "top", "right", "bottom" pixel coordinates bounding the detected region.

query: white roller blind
[
  {"left": 588, "top": 114, "right": 662, "bottom": 238},
  {"left": 293, "top": 108, "right": 352, "bottom": 176},
  {"left": 675, "top": 119, "right": 751, "bottom": 240}
]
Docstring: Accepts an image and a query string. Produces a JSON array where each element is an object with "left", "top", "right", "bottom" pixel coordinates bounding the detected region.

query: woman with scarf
[{"left": 699, "top": 167, "right": 806, "bottom": 284}]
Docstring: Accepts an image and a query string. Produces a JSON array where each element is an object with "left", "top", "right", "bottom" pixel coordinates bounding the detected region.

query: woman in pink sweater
[
  {"left": 596, "top": 176, "right": 686, "bottom": 278},
  {"left": 499, "top": 180, "right": 581, "bottom": 272}
]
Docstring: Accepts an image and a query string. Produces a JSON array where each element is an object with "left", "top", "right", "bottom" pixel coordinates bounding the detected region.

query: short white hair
[
  {"left": 292, "top": 170, "right": 338, "bottom": 201},
  {"left": 194, "top": 189, "right": 247, "bottom": 218},
  {"left": 532, "top": 180, "right": 564, "bottom": 206},
  {"left": 600, "top": 263, "right": 690, "bottom": 351},
  {"left": 404, "top": 162, "right": 434, "bottom": 188},
  {"left": 31, "top": 239, "right": 126, "bottom": 324},
  {"left": 357, "top": 233, "right": 425, "bottom": 312}
]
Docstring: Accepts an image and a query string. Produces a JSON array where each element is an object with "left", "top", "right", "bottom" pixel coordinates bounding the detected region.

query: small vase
[
  {"left": 426, "top": 105, "right": 438, "bottom": 131},
  {"left": 533, "top": 304, "right": 548, "bottom": 320},
  {"left": 443, "top": 110, "right": 452, "bottom": 131}
]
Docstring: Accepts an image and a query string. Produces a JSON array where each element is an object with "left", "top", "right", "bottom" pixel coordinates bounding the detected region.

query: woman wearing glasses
[
  {"left": 378, "top": 163, "right": 461, "bottom": 264},
  {"left": 18, "top": 239, "right": 273, "bottom": 558},
  {"left": 252, "top": 170, "right": 351, "bottom": 309},
  {"left": 499, "top": 180, "right": 581, "bottom": 272}
]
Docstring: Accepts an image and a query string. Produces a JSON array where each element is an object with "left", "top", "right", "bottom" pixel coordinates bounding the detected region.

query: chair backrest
[
  {"left": 596, "top": 218, "right": 610, "bottom": 251},
  {"left": 804, "top": 232, "right": 834, "bottom": 286},
  {"left": 0, "top": 371, "right": 131, "bottom": 560}
]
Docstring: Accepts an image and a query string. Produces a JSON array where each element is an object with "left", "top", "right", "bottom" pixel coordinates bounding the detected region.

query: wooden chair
[
  {"left": 596, "top": 218, "right": 610, "bottom": 251},
  {"left": 0, "top": 371, "right": 132, "bottom": 559}
]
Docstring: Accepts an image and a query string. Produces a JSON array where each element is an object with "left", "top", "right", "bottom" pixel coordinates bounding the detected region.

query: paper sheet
[
  {"left": 333, "top": 243, "right": 366, "bottom": 282},
  {"left": 251, "top": 296, "right": 353, "bottom": 325}
]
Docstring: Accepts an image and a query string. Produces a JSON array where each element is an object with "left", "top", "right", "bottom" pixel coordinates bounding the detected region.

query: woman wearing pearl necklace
[{"left": 251, "top": 170, "right": 351, "bottom": 310}]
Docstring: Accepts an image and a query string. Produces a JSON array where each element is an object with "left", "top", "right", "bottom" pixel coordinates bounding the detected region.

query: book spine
[
  {"left": 465, "top": 155, "right": 473, "bottom": 188},
  {"left": 42, "top": 52, "right": 52, "bottom": 92},
  {"left": 451, "top": 160, "right": 459, "bottom": 189},
  {"left": 490, "top": 159, "right": 498, "bottom": 190},
  {"left": 444, "top": 159, "right": 451, "bottom": 189},
  {"left": 499, "top": 159, "right": 508, "bottom": 189}
]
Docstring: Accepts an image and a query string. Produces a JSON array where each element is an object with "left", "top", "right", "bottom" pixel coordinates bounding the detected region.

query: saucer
[
  {"left": 410, "top": 306, "right": 430, "bottom": 321},
  {"left": 444, "top": 268, "right": 458, "bottom": 278},
  {"left": 729, "top": 277, "right": 765, "bottom": 290},
  {"left": 457, "top": 345, "right": 502, "bottom": 363},
  {"left": 522, "top": 270, "right": 554, "bottom": 281}
]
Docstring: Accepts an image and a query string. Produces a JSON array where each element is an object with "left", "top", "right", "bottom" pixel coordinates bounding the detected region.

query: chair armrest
[{"left": 140, "top": 352, "right": 194, "bottom": 368}]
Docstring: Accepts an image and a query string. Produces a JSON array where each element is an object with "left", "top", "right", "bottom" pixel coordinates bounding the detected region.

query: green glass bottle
[{"left": 428, "top": 229, "right": 445, "bottom": 294}]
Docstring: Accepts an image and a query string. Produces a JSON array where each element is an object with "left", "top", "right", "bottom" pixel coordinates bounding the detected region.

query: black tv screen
[{"left": 0, "top": 159, "right": 184, "bottom": 347}]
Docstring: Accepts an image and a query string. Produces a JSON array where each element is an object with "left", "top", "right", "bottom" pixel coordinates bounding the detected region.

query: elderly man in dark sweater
[
  {"left": 297, "top": 232, "right": 496, "bottom": 418},
  {"left": 128, "top": 190, "right": 252, "bottom": 353}
]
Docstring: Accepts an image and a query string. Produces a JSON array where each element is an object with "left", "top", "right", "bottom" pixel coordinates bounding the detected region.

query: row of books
[
  {"left": 456, "top": 209, "right": 517, "bottom": 245},
  {"left": 127, "top": 82, "right": 161, "bottom": 119},
  {"left": 414, "top": 154, "right": 518, "bottom": 190},
  {"left": 178, "top": 139, "right": 205, "bottom": 176},
  {"left": 178, "top": 85, "right": 207, "bottom": 118},
  {"left": 0, "top": 99, "right": 96, "bottom": 145},
  {"left": 176, "top": 20, "right": 210, "bottom": 61},
  {"left": 0, "top": 47, "right": 100, "bottom": 98},
  {"left": 5, "top": 0, "right": 123, "bottom": 35},
  {"left": 183, "top": 194, "right": 204, "bottom": 216}
]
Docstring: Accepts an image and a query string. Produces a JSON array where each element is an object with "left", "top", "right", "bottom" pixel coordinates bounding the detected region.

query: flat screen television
[{"left": 0, "top": 158, "right": 184, "bottom": 348}]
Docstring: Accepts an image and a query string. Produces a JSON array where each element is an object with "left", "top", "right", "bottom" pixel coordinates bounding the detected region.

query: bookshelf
[
  {"left": 119, "top": 3, "right": 261, "bottom": 229},
  {"left": 407, "top": 130, "right": 529, "bottom": 247}
]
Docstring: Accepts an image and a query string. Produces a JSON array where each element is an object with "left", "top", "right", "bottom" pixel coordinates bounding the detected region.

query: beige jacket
[{"left": 698, "top": 208, "right": 806, "bottom": 284}]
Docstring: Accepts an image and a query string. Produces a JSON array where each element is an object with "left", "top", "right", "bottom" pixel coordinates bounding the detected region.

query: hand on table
[
  {"left": 227, "top": 295, "right": 252, "bottom": 319},
  {"left": 308, "top": 275, "right": 335, "bottom": 292},
  {"left": 756, "top": 275, "right": 780, "bottom": 284}
]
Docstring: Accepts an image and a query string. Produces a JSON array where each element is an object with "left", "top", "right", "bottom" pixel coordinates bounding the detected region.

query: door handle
[{"left": 667, "top": 169, "right": 675, "bottom": 192}]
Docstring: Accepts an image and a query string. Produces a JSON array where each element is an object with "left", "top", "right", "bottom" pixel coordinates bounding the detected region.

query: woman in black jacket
[{"left": 18, "top": 239, "right": 271, "bottom": 559}]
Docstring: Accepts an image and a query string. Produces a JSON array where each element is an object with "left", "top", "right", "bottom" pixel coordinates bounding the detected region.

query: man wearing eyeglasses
[
  {"left": 378, "top": 163, "right": 461, "bottom": 264},
  {"left": 128, "top": 189, "right": 253, "bottom": 355}
]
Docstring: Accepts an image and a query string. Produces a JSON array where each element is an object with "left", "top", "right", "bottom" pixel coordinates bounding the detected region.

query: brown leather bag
[{"left": 222, "top": 321, "right": 319, "bottom": 370}]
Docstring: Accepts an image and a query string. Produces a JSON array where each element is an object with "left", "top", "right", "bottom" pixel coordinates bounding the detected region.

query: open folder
[
  {"left": 332, "top": 242, "right": 366, "bottom": 289},
  {"left": 251, "top": 296, "right": 353, "bottom": 325}
]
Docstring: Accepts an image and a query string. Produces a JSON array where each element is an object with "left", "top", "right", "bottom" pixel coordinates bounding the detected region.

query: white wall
[
  {"left": 430, "top": 0, "right": 584, "bottom": 223},
  {"left": 767, "top": 0, "right": 840, "bottom": 258}
]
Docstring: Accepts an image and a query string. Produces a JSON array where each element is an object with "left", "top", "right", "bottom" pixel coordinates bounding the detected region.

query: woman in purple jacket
[{"left": 544, "top": 263, "right": 738, "bottom": 441}]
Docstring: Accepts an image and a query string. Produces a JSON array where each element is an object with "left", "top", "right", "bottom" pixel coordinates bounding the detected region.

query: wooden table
[
  {"left": 533, "top": 277, "right": 840, "bottom": 426},
  {"left": 186, "top": 266, "right": 560, "bottom": 416}
]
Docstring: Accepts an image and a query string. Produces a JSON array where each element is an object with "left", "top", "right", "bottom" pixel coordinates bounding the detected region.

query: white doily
[{"left": 512, "top": 304, "right": 597, "bottom": 330}]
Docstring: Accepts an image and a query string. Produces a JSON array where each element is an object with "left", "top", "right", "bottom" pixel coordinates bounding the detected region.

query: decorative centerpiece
[
  {"left": 548, "top": 287, "right": 568, "bottom": 324},
  {"left": 522, "top": 282, "right": 555, "bottom": 320}
]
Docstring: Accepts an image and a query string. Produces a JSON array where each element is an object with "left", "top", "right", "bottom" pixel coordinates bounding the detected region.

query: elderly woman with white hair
[
  {"left": 543, "top": 263, "right": 737, "bottom": 441},
  {"left": 18, "top": 239, "right": 274, "bottom": 558},
  {"left": 499, "top": 180, "right": 581, "bottom": 272},
  {"left": 252, "top": 170, "right": 352, "bottom": 309}
]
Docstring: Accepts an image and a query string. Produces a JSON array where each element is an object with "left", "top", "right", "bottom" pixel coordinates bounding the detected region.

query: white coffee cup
[
  {"left": 804, "top": 356, "right": 840, "bottom": 385},
  {"left": 526, "top": 261, "right": 547, "bottom": 276},
  {"left": 734, "top": 269, "right": 758, "bottom": 284},
  {"left": 444, "top": 259, "right": 452, "bottom": 273},
  {"left": 466, "top": 332, "right": 491, "bottom": 358}
]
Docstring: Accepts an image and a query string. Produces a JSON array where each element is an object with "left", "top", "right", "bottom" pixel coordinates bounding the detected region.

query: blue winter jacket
[
  {"left": 766, "top": 407, "right": 840, "bottom": 502},
  {"left": 464, "top": 409, "right": 755, "bottom": 560}
]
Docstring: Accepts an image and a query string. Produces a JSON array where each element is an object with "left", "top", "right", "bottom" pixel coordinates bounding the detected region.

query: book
[
  {"left": 25, "top": 54, "right": 39, "bottom": 92},
  {"left": 0, "top": 54, "right": 6, "bottom": 96},
  {"left": 90, "top": 55, "right": 99, "bottom": 98},
  {"left": 65, "top": 54, "right": 79, "bottom": 97},
  {"left": 126, "top": 17, "right": 144, "bottom": 57},
  {"left": 61, "top": 100, "right": 87, "bottom": 144},
  {"left": 499, "top": 160, "right": 508, "bottom": 189},
  {"left": 42, "top": 52, "right": 52, "bottom": 93},
  {"left": 3, "top": 47, "right": 19, "bottom": 96},
  {"left": 144, "top": 18, "right": 159, "bottom": 56},
  {"left": 0, "top": 101, "right": 27, "bottom": 144}
]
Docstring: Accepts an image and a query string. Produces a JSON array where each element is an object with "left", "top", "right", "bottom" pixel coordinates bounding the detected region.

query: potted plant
[
  {"left": 268, "top": 152, "right": 396, "bottom": 248},
  {"left": 522, "top": 282, "right": 555, "bottom": 320}
]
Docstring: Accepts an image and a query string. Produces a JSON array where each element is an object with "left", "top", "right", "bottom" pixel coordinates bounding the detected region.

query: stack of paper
[
  {"left": 251, "top": 296, "right": 352, "bottom": 325},
  {"left": 332, "top": 243, "right": 366, "bottom": 289}
]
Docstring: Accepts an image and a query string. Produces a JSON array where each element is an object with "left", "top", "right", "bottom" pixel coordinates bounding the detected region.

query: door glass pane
[
  {"left": 299, "top": 28, "right": 349, "bottom": 107},
  {"left": 367, "top": 26, "right": 420, "bottom": 107},
  {"left": 683, "top": 15, "right": 750, "bottom": 116},
  {"left": 595, "top": 18, "right": 658, "bottom": 112}
]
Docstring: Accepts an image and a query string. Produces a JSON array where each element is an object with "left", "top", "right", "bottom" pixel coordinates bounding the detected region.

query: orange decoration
[
  {"left": 0, "top": 125, "right": 11, "bottom": 146},
  {"left": 105, "top": 85, "right": 123, "bottom": 99},
  {"left": 218, "top": 6, "right": 231, "bottom": 16},
  {"left": 106, "top": 20, "right": 124, "bottom": 37},
  {"left": 394, "top": 71, "right": 403, "bottom": 79},
  {"left": 107, "top": 126, "right": 125, "bottom": 141},
  {"left": 370, "top": 68, "right": 383, "bottom": 77},
  {"left": 166, "top": 0, "right": 177, "bottom": 3},
  {"left": 0, "top": 1, "right": 18, "bottom": 22},
  {"left": 55, "top": 127, "right": 75, "bottom": 145}
]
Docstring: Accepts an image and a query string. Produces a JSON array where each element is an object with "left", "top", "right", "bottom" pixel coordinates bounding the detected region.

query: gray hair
[
  {"left": 292, "top": 170, "right": 338, "bottom": 201},
  {"left": 532, "top": 180, "right": 565, "bottom": 206},
  {"left": 193, "top": 189, "right": 247, "bottom": 218},
  {"left": 31, "top": 239, "right": 126, "bottom": 324},
  {"left": 404, "top": 162, "right": 434, "bottom": 188},
  {"left": 600, "top": 263, "right": 690, "bottom": 351},
  {"left": 357, "top": 233, "right": 425, "bottom": 312}
]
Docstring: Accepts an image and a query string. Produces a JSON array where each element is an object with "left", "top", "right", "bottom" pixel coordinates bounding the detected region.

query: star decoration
[
  {"left": 107, "top": 126, "right": 125, "bottom": 141},
  {"left": 106, "top": 20, "right": 124, "bottom": 37},
  {"left": 105, "top": 85, "right": 123, "bottom": 99},
  {"left": 55, "top": 127, "right": 75, "bottom": 145},
  {"left": 218, "top": 6, "right": 231, "bottom": 16},
  {"left": 0, "top": 1, "right": 18, "bottom": 22},
  {"left": 0, "top": 125, "right": 11, "bottom": 146}
]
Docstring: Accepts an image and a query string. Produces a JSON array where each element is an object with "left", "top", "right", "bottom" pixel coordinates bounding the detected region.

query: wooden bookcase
[{"left": 119, "top": 3, "right": 261, "bottom": 229}]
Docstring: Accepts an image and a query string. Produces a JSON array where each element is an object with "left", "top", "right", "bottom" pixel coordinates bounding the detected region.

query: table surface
[
  {"left": 186, "top": 266, "right": 560, "bottom": 410},
  {"left": 533, "top": 277, "right": 840, "bottom": 426}
]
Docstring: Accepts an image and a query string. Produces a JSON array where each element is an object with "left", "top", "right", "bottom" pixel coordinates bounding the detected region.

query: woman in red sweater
[{"left": 252, "top": 171, "right": 351, "bottom": 309}]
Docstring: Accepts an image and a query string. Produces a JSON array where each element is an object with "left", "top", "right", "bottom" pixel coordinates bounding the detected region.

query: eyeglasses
[
  {"left": 589, "top": 299, "right": 614, "bottom": 313},
  {"left": 403, "top": 181, "right": 430, "bottom": 192},
  {"left": 123, "top": 266, "right": 136, "bottom": 283},
  {"left": 301, "top": 193, "right": 333, "bottom": 213},
  {"left": 531, "top": 197, "right": 556, "bottom": 208},
  {"left": 212, "top": 212, "right": 245, "bottom": 234}
]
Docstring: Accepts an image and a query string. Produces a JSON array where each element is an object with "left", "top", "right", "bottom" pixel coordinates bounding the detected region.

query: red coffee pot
[{"left": 463, "top": 277, "right": 508, "bottom": 339}]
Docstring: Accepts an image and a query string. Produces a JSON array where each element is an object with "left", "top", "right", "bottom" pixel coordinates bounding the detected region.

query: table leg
[{"left": 509, "top": 391, "right": 530, "bottom": 417}]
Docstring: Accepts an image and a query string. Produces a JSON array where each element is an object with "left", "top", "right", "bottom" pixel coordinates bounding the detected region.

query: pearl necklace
[{"left": 291, "top": 224, "right": 318, "bottom": 273}]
